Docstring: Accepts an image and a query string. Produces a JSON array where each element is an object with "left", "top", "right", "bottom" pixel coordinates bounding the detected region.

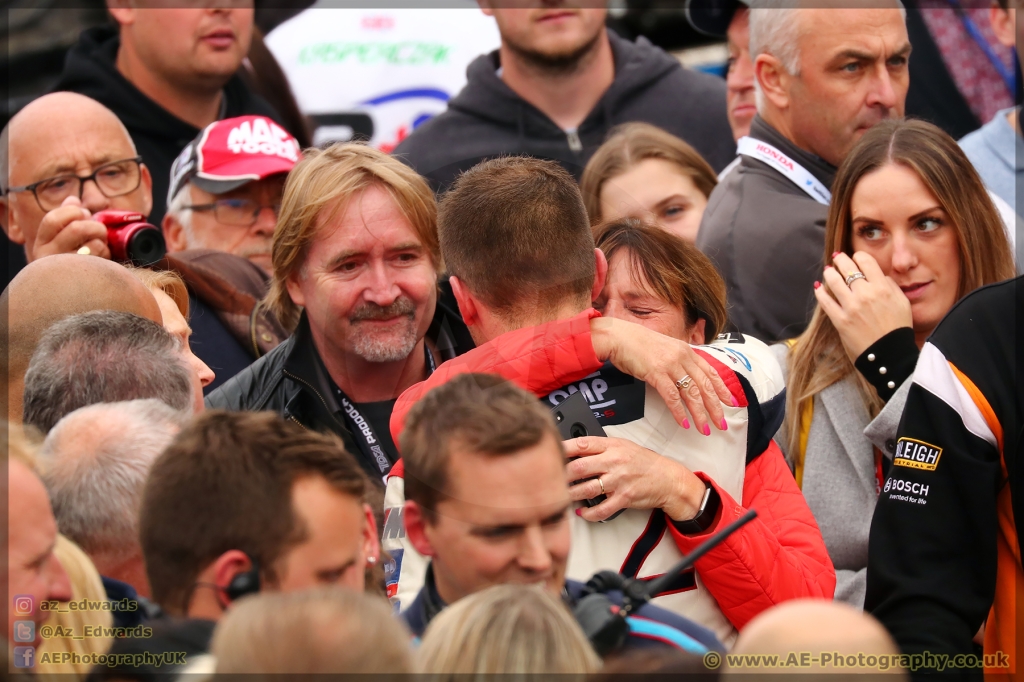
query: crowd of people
[{"left": 3, "top": 1, "right": 1021, "bottom": 679}]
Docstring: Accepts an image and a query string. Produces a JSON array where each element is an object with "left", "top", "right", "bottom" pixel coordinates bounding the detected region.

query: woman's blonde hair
[
  {"left": 784, "top": 119, "right": 1015, "bottom": 459},
  {"left": 594, "top": 217, "right": 728, "bottom": 343},
  {"left": 128, "top": 267, "right": 189, "bottom": 318},
  {"left": 34, "top": 535, "right": 114, "bottom": 678},
  {"left": 211, "top": 587, "right": 412, "bottom": 674},
  {"left": 267, "top": 142, "right": 441, "bottom": 330},
  {"left": 580, "top": 122, "right": 718, "bottom": 225},
  {"left": 417, "top": 584, "right": 601, "bottom": 679}
]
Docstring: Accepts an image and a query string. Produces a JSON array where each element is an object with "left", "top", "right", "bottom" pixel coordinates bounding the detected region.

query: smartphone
[{"left": 551, "top": 392, "right": 622, "bottom": 521}]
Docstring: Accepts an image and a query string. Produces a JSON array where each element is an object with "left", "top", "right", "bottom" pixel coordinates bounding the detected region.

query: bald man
[
  {"left": 0, "top": 254, "right": 162, "bottom": 423},
  {"left": 0, "top": 92, "right": 153, "bottom": 263},
  {"left": 726, "top": 599, "right": 906, "bottom": 677}
]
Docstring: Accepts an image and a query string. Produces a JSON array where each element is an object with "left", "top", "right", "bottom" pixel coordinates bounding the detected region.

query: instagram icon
[{"left": 13, "top": 595, "right": 34, "bottom": 615}]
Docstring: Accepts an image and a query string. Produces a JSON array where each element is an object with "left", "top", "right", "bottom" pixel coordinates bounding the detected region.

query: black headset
[{"left": 224, "top": 557, "right": 261, "bottom": 602}]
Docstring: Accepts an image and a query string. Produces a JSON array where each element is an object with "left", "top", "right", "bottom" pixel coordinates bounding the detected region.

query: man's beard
[
  {"left": 503, "top": 26, "right": 604, "bottom": 78},
  {"left": 346, "top": 297, "right": 420, "bottom": 363}
]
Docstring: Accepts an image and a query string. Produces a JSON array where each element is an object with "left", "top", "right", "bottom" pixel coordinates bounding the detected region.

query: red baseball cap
[{"left": 168, "top": 115, "right": 301, "bottom": 205}]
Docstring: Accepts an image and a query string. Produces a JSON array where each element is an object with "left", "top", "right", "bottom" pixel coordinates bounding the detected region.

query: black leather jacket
[{"left": 205, "top": 285, "right": 473, "bottom": 481}]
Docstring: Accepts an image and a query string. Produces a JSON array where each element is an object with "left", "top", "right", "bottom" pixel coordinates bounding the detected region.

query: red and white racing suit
[{"left": 381, "top": 309, "right": 835, "bottom": 644}]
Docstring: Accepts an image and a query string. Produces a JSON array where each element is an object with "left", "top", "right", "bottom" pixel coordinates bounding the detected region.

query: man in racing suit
[
  {"left": 867, "top": 276, "right": 1022, "bottom": 678},
  {"left": 381, "top": 156, "right": 834, "bottom": 646}
]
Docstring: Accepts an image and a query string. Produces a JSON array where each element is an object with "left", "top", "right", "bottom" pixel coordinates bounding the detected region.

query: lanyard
[
  {"left": 335, "top": 344, "right": 437, "bottom": 482},
  {"left": 736, "top": 136, "right": 831, "bottom": 205},
  {"left": 947, "top": 0, "right": 1016, "bottom": 95}
]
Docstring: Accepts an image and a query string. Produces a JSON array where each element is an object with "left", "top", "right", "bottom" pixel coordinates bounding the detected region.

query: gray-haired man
[
  {"left": 22, "top": 310, "right": 195, "bottom": 434},
  {"left": 696, "top": 3, "right": 910, "bottom": 343},
  {"left": 40, "top": 399, "right": 189, "bottom": 625}
]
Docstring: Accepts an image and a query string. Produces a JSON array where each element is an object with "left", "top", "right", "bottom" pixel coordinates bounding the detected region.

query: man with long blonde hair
[{"left": 206, "top": 142, "right": 472, "bottom": 484}]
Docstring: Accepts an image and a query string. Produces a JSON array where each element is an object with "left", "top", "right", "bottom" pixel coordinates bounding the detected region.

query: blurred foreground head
[
  {"left": 727, "top": 599, "right": 906, "bottom": 676},
  {"left": 417, "top": 584, "right": 600, "bottom": 679},
  {"left": 211, "top": 587, "right": 412, "bottom": 674}
]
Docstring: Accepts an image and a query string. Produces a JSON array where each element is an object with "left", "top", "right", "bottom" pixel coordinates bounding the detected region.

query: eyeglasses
[
  {"left": 4, "top": 157, "right": 144, "bottom": 212},
  {"left": 184, "top": 199, "right": 281, "bottom": 227}
]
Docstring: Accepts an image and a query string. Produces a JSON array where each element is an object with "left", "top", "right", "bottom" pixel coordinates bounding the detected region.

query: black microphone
[
  {"left": 638, "top": 508, "right": 758, "bottom": 609},
  {"left": 573, "top": 509, "right": 758, "bottom": 656}
]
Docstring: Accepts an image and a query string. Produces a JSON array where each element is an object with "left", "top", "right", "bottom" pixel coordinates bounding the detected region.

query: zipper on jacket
[
  {"left": 566, "top": 129, "right": 583, "bottom": 152},
  {"left": 282, "top": 369, "right": 347, "bottom": 432}
]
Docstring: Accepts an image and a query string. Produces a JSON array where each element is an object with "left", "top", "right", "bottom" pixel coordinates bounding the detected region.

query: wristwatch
[{"left": 673, "top": 481, "right": 720, "bottom": 535}]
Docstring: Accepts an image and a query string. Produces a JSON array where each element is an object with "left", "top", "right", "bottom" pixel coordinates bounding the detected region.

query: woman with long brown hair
[{"left": 773, "top": 119, "right": 1015, "bottom": 607}]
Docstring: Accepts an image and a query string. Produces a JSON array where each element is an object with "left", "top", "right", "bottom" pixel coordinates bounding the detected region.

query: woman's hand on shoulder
[
  {"left": 815, "top": 251, "right": 912, "bottom": 361},
  {"left": 590, "top": 317, "right": 734, "bottom": 435}
]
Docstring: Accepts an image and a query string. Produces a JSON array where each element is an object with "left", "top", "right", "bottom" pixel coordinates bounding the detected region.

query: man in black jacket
[
  {"left": 205, "top": 143, "right": 474, "bottom": 485},
  {"left": 392, "top": 5, "right": 735, "bottom": 190},
  {"left": 54, "top": 6, "right": 280, "bottom": 224},
  {"left": 696, "top": 6, "right": 910, "bottom": 343}
]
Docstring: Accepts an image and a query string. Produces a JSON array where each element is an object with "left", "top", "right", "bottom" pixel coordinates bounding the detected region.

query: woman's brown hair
[
  {"left": 581, "top": 122, "right": 718, "bottom": 225},
  {"left": 594, "top": 217, "right": 727, "bottom": 343},
  {"left": 784, "top": 118, "right": 1015, "bottom": 460}
]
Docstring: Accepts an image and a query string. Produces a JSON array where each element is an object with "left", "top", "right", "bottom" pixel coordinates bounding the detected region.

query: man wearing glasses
[
  {"left": 0, "top": 92, "right": 154, "bottom": 264},
  {"left": 163, "top": 115, "right": 298, "bottom": 276},
  {"left": 157, "top": 115, "right": 297, "bottom": 391}
]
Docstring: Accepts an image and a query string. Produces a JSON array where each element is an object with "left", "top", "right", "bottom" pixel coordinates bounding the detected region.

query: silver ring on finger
[
  {"left": 675, "top": 375, "right": 692, "bottom": 391},
  {"left": 845, "top": 271, "right": 867, "bottom": 287},
  {"left": 597, "top": 477, "right": 606, "bottom": 495}
]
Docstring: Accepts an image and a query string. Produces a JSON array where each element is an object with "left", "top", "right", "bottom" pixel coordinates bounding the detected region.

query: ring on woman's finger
[
  {"left": 845, "top": 271, "right": 867, "bottom": 287},
  {"left": 675, "top": 375, "right": 692, "bottom": 391},
  {"left": 597, "top": 477, "right": 606, "bottom": 495}
]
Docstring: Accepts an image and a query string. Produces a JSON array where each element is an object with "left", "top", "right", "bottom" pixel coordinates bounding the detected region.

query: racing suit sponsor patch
[
  {"left": 893, "top": 438, "right": 942, "bottom": 471},
  {"left": 882, "top": 477, "right": 929, "bottom": 505},
  {"left": 384, "top": 548, "right": 404, "bottom": 603}
]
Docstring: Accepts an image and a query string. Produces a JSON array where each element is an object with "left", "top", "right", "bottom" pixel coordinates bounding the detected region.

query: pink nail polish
[
  {"left": 832, "top": 251, "right": 840, "bottom": 258},
  {"left": 703, "top": 423, "right": 711, "bottom": 436},
  {"left": 814, "top": 281, "right": 821, "bottom": 289},
  {"left": 682, "top": 418, "right": 690, "bottom": 429},
  {"left": 731, "top": 395, "right": 739, "bottom": 407},
  {"left": 574, "top": 508, "right": 582, "bottom": 517},
  {"left": 720, "top": 418, "right": 728, "bottom": 431}
]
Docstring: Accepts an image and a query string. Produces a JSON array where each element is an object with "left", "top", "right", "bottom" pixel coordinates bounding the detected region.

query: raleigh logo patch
[{"left": 893, "top": 438, "right": 942, "bottom": 471}]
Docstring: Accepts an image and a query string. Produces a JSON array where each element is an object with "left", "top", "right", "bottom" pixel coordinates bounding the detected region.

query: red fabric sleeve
[
  {"left": 389, "top": 309, "right": 603, "bottom": 449},
  {"left": 667, "top": 441, "right": 837, "bottom": 630}
]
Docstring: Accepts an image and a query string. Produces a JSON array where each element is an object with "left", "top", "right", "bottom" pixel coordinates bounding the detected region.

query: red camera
[{"left": 92, "top": 210, "right": 166, "bottom": 265}]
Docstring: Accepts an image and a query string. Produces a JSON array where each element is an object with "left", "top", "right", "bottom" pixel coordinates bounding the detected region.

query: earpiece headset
[{"left": 224, "top": 557, "right": 261, "bottom": 602}]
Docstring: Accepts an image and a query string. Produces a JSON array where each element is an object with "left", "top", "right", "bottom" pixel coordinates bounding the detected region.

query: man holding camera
[
  {"left": 399, "top": 372, "right": 721, "bottom": 655},
  {"left": 0, "top": 92, "right": 154, "bottom": 263}
]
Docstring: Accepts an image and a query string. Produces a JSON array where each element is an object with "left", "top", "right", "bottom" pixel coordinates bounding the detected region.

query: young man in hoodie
[
  {"left": 392, "top": 4, "right": 735, "bottom": 191},
  {"left": 54, "top": 5, "right": 281, "bottom": 224}
]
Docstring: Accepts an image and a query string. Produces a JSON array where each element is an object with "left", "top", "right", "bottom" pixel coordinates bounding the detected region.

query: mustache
[{"left": 349, "top": 297, "right": 416, "bottom": 322}]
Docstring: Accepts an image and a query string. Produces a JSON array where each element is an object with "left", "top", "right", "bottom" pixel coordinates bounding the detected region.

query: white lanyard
[{"left": 736, "top": 136, "right": 831, "bottom": 205}]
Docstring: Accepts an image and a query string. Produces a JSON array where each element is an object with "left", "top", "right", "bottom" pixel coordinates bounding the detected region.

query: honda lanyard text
[
  {"left": 336, "top": 345, "right": 437, "bottom": 483},
  {"left": 736, "top": 136, "right": 831, "bottom": 205}
]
